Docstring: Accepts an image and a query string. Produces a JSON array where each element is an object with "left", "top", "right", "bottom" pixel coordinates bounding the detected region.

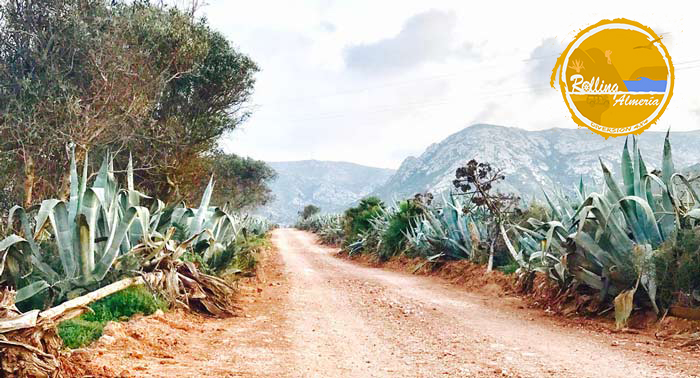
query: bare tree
[{"left": 453, "top": 160, "right": 521, "bottom": 271}]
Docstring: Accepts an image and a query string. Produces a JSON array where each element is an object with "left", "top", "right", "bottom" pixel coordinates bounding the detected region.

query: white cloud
[
  {"left": 527, "top": 38, "right": 565, "bottom": 94},
  {"left": 343, "top": 10, "right": 478, "bottom": 75},
  {"left": 199, "top": 0, "right": 700, "bottom": 168},
  {"left": 319, "top": 22, "right": 336, "bottom": 33}
]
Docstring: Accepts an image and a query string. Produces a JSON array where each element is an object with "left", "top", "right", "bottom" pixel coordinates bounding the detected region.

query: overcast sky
[{"left": 200, "top": 0, "right": 700, "bottom": 169}]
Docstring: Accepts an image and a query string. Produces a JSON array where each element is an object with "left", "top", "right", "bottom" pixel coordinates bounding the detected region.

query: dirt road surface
[{"left": 79, "top": 228, "right": 700, "bottom": 377}]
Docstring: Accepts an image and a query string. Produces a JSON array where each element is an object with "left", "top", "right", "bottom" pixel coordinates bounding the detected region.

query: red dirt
[
  {"left": 67, "top": 229, "right": 700, "bottom": 377},
  {"left": 341, "top": 245, "right": 700, "bottom": 337},
  {"left": 342, "top": 252, "right": 516, "bottom": 294}
]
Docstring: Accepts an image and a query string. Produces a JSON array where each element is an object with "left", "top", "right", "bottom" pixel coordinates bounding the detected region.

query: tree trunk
[
  {"left": 39, "top": 275, "right": 147, "bottom": 321},
  {"left": 23, "top": 154, "right": 35, "bottom": 208},
  {"left": 486, "top": 237, "right": 496, "bottom": 273}
]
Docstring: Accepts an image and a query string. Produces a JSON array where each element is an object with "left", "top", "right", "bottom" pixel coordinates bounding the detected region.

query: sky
[{"left": 198, "top": 0, "right": 700, "bottom": 169}]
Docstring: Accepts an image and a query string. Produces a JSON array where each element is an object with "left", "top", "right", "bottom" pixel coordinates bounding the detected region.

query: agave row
[
  {"left": 296, "top": 213, "right": 344, "bottom": 245},
  {"left": 0, "top": 146, "right": 269, "bottom": 307},
  {"left": 300, "top": 132, "right": 700, "bottom": 319},
  {"left": 514, "top": 133, "right": 699, "bottom": 317}
]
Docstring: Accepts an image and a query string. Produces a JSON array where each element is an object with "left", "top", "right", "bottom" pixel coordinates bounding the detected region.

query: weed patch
[{"left": 58, "top": 285, "right": 167, "bottom": 348}]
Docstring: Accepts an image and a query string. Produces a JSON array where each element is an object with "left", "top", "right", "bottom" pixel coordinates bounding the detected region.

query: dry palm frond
[
  {"left": 142, "top": 258, "right": 238, "bottom": 317},
  {"left": 0, "top": 288, "right": 62, "bottom": 378}
]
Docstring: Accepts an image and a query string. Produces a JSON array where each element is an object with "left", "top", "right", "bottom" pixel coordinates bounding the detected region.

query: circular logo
[{"left": 551, "top": 19, "right": 674, "bottom": 138}]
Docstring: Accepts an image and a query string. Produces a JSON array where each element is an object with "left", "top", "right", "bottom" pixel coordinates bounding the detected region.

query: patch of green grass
[
  {"left": 58, "top": 285, "right": 167, "bottom": 349},
  {"left": 57, "top": 319, "right": 105, "bottom": 349},
  {"left": 497, "top": 260, "right": 520, "bottom": 275}
]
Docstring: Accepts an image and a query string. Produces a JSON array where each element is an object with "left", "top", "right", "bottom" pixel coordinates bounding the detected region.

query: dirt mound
[
  {"left": 517, "top": 273, "right": 604, "bottom": 315},
  {"left": 62, "top": 310, "right": 203, "bottom": 376},
  {"left": 341, "top": 253, "right": 515, "bottom": 296},
  {"left": 60, "top": 350, "right": 121, "bottom": 377},
  {"left": 653, "top": 316, "right": 700, "bottom": 349},
  {"left": 56, "top": 229, "right": 700, "bottom": 377},
  {"left": 61, "top": 243, "right": 285, "bottom": 377},
  {"left": 417, "top": 259, "right": 514, "bottom": 293}
]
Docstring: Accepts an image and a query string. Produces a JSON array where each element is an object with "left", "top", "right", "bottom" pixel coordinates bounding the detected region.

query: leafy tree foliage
[
  {"left": 204, "top": 151, "right": 277, "bottom": 210},
  {"left": 299, "top": 205, "right": 321, "bottom": 220},
  {"left": 119, "top": 4, "right": 260, "bottom": 202},
  {"left": 0, "top": 0, "right": 264, "bottom": 210},
  {"left": 343, "top": 197, "right": 385, "bottom": 245}
]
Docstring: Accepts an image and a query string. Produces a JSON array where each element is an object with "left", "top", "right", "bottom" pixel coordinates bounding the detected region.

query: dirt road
[{"left": 79, "top": 228, "right": 700, "bottom": 377}]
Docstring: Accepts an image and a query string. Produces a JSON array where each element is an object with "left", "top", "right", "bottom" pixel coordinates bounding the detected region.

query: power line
[
  {"left": 259, "top": 53, "right": 562, "bottom": 106},
  {"left": 260, "top": 85, "right": 552, "bottom": 124},
  {"left": 260, "top": 52, "right": 700, "bottom": 107},
  {"left": 254, "top": 58, "right": 700, "bottom": 124}
]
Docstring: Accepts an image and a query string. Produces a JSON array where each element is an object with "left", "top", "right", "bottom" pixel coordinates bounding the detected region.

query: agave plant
[
  {"left": 154, "top": 179, "right": 275, "bottom": 273},
  {"left": 240, "top": 216, "right": 271, "bottom": 236},
  {"left": 518, "top": 133, "right": 700, "bottom": 315},
  {"left": 315, "top": 215, "right": 344, "bottom": 245},
  {"left": 0, "top": 145, "right": 268, "bottom": 306},
  {"left": 405, "top": 192, "right": 487, "bottom": 260},
  {"left": 513, "top": 183, "right": 586, "bottom": 286},
  {"left": 346, "top": 206, "right": 393, "bottom": 256},
  {"left": 296, "top": 213, "right": 344, "bottom": 245},
  {"left": 569, "top": 135, "right": 684, "bottom": 312},
  {"left": 2, "top": 148, "right": 152, "bottom": 304}
]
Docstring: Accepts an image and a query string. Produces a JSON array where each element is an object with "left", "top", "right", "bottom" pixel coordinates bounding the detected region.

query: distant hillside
[
  {"left": 372, "top": 124, "right": 700, "bottom": 202},
  {"left": 258, "top": 160, "right": 394, "bottom": 224}
]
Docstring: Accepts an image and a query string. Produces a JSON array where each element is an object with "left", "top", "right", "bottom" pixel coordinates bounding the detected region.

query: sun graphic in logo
[{"left": 551, "top": 19, "right": 674, "bottom": 138}]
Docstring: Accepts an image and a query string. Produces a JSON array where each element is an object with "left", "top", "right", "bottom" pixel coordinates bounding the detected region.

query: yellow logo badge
[{"left": 551, "top": 19, "right": 674, "bottom": 137}]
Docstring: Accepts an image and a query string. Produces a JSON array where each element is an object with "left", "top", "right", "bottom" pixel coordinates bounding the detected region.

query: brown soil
[
  {"left": 341, "top": 252, "right": 516, "bottom": 294},
  {"left": 67, "top": 229, "right": 700, "bottom": 377}
]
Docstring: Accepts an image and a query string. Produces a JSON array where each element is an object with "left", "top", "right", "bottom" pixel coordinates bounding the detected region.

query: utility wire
[
  {"left": 259, "top": 53, "right": 562, "bottom": 105},
  {"left": 256, "top": 57, "right": 700, "bottom": 124}
]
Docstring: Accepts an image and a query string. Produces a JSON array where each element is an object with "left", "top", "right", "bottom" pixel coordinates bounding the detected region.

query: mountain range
[
  {"left": 260, "top": 124, "right": 700, "bottom": 223},
  {"left": 257, "top": 161, "right": 394, "bottom": 224},
  {"left": 371, "top": 124, "right": 700, "bottom": 202}
]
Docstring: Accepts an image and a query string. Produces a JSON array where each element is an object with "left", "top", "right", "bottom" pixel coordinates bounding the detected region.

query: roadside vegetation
[
  {"left": 296, "top": 211, "right": 344, "bottom": 245},
  {"left": 299, "top": 133, "right": 700, "bottom": 329},
  {"left": 0, "top": 1, "right": 274, "bottom": 376},
  {"left": 58, "top": 286, "right": 168, "bottom": 349}
]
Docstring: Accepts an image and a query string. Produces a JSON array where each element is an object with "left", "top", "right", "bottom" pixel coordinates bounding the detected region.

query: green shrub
[
  {"left": 57, "top": 319, "right": 106, "bottom": 349},
  {"left": 343, "top": 197, "right": 385, "bottom": 245},
  {"left": 654, "top": 229, "right": 700, "bottom": 309},
  {"left": 518, "top": 201, "right": 550, "bottom": 224},
  {"left": 182, "top": 248, "right": 214, "bottom": 275},
  {"left": 380, "top": 200, "right": 423, "bottom": 260},
  {"left": 185, "top": 226, "right": 270, "bottom": 274},
  {"left": 497, "top": 260, "right": 520, "bottom": 275},
  {"left": 230, "top": 247, "right": 257, "bottom": 272},
  {"left": 58, "top": 285, "right": 167, "bottom": 349},
  {"left": 223, "top": 234, "right": 269, "bottom": 274}
]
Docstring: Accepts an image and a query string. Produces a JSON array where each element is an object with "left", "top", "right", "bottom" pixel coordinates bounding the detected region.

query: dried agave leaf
[
  {"left": 0, "top": 289, "right": 61, "bottom": 377},
  {"left": 614, "top": 288, "right": 636, "bottom": 330},
  {"left": 142, "top": 257, "right": 237, "bottom": 317}
]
